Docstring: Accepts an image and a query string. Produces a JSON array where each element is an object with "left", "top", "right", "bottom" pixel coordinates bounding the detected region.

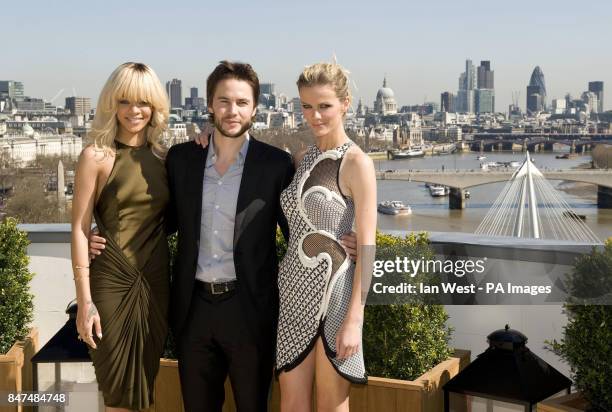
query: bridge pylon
[
  {"left": 449, "top": 188, "right": 466, "bottom": 209},
  {"left": 598, "top": 186, "right": 612, "bottom": 209},
  {"left": 475, "top": 152, "right": 601, "bottom": 242}
]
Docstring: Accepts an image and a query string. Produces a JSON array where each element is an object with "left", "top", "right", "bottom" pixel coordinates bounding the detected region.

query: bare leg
[
  {"left": 314, "top": 338, "right": 350, "bottom": 412},
  {"left": 279, "top": 344, "right": 317, "bottom": 412}
]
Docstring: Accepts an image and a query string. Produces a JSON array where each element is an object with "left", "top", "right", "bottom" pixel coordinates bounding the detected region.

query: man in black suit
[
  {"left": 90, "top": 61, "right": 356, "bottom": 411},
  {"left": 165, "top": 61, "right": 293, "bottom": 412}
]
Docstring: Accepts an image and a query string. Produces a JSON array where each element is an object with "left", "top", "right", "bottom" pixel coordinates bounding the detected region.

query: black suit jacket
[{"left": 165, "top": 138, "right": 294, "bottom": 343}]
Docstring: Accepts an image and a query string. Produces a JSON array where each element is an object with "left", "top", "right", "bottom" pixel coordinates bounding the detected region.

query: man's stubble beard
[{"left": 213, "top": 115, "right": 252, "bottom": 139}]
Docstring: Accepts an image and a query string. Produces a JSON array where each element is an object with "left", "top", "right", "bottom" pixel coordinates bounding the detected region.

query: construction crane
[{"left": 47, "top": 89, "right": 65, "bottom": 105}]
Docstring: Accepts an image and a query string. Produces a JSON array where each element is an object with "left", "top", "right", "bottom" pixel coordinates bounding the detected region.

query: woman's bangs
[{"left": 113, "top": 71, "right": 155, "bottom": 106}]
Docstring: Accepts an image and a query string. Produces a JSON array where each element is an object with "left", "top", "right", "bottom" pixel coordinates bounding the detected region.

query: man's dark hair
[{"left": 206, "top": 61, "right": 260, "bottom": 110}]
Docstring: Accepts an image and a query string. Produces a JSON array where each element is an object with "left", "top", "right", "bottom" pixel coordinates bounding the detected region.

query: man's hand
[
  {"left": 89, "top": 227, "right": 106, "bottom": 261},
  {"left": 193, "top": 124, "right": 214, "bottom": 148},
  {"left": 340, "top": 231, "right": 358, "bottom": 262}
]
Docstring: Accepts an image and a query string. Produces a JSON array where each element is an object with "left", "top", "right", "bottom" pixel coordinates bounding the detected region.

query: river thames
[{"left": 375, "top": 151, "right": 612, "bottom": 241}]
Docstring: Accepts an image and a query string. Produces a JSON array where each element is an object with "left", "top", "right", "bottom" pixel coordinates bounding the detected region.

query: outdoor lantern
[
  {"left": 443, "top": 325, "right": 572, "bottom": 412},
  {"left": 31, "top": 300, "right": 103, "bottom": 411}
]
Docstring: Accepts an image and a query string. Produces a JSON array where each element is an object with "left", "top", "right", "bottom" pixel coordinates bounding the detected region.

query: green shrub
[
  {"left": 363, "top": 232, "right": 453, "bottom": 381},
  {"left": 276, "top": 226, "right": 288, "bottom": 259},
  {"left": 0, "top": 217, "right": 35, "bottom": 354},
  {"left": 547, "top": 240, "right": 612, "bottom": 412}
]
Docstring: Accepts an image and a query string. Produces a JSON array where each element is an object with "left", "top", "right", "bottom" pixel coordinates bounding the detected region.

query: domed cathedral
[{"left": 374, "top": 77, "right": 398, "bottom": 115}]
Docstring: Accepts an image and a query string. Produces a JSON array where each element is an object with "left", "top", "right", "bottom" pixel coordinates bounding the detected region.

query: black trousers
[{"left": 177, "top": 284, "right": 274, "bottom": 412}]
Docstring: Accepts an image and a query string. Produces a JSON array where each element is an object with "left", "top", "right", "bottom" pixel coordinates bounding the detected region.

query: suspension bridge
[{"left": 474, "top": 152, "right": 601, "bottom": 243}]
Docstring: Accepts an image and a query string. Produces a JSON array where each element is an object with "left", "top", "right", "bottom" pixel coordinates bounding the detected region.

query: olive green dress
[{"left": 89, "top": 140, "right": 170, "bottom": 410}]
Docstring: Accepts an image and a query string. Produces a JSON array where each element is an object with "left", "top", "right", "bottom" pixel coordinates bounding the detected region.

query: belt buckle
[{"left": 211, "top": 282, "right": 228, "bottom": 295}]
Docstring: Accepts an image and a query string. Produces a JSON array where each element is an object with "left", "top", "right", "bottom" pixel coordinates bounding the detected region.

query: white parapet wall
[
  {"left": 22, "top": 224, "right": 103, "bottom": 411},
  {"left": 27, "top": 240, "right": 74, "bottom": 346}
]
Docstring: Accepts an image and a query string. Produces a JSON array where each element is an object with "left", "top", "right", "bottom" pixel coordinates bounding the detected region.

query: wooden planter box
[
  {"left": 347, "top": 349, "right": 470, "bottom": 412},
  {"left": 0, "top": 328, "right": 39, "bottom": 412},
  {"left": 147, "top": 349, "right": 470, "bottom": 412},
  {"left": 537, "top": 393, "right": 590, "bottom": 412}
]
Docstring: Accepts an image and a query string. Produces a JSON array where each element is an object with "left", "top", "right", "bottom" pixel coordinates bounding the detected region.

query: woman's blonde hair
[
  {"left": 89, "top": 62, "right": 169, "bottom": 157},
  {"left": 296, "top": 62, "right": 352, "bottom": 104}
]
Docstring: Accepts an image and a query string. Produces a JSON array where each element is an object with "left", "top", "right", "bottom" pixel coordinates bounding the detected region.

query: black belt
[{"left": 196, "top": 280, "right": 237, "bottom": 295}]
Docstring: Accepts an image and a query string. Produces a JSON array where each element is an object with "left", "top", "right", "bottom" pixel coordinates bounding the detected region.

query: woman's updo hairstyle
[{"left": 297, "top": 62, "right": 352, "bottom": 105}]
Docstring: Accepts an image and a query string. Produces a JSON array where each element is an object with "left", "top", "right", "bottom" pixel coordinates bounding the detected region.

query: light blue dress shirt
[{"left": 195, "top": 134, "right": 250, "bottom": 283}]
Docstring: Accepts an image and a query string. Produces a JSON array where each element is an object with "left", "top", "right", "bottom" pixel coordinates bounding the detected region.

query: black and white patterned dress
[{"left": 275, "top": 141, "right": 367, "bottom": 384}]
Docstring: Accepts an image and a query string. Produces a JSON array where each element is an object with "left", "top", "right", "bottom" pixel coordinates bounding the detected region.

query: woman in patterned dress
[{"left": 275, "top": 63, "right": 377, "bottom": 411}]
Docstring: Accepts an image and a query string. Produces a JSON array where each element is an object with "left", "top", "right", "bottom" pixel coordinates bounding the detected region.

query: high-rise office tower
[
  {"left": 259, "top": 83, "right": 277, "bottom": 108},
  {"left": 441, "top": 92, "right": 455, "bottom": 112},
  {"left": 477, "top": 60, "right": 494, "bottom": 89},
  {"left": 458, "top": 73, "right": 466, "bottom": 91},
  {"left": 526, "top": 66, "right": 547, "bottom": 114},
  {"left": 475, "top": 90, "right": 495, "bottom": 114},
  {"left": 185, "top": 87, "right": 205, "bottom": 110},
  {"left": 290, "top": 97, "right": 302, "bottom": 114},
  {"left": 457, "top": 60, "right": 476, "bottom": 113},
  {"left": 260, "top": 82, "right": 276, "bottom": 95},
  {"left": 0, "top": 80, "right": 24, "bottom": 99},
  {"left": 166, "top": 79, "right": 182, "bottom": 108},
  {"left": 526, "top": 86, "right": 543, "bottom": 114},
  {"left": 456, "top": 90, "right": 474, "bottom": 113},
  {"left": 475, "top": 60, "right": 495, "bottom": 113},
  {"left": 588, "top": 81, "right": 604, "bottom": 113},
  {"left": 581, "top": 91, "right": 599, "bottom": 114},
  {"left": 65, "top": 97, "right": 92, "bottom": 115},
  {"left": 463, "top": 60, "right": 475, "bottom": 90}
]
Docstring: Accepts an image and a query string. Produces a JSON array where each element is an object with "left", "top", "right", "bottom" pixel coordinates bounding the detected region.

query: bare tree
[
  {"left": 4, "top": 176, "right": 68, "bottom": 223},
  {"left": 254, "top": 127, "right": 365, "bottom": 156},
  {"left": 33, "top": 154, "right": 77, "bottom": 172},
  {"left": 592, "top": 144, "right": 612, "bottom": 169}
]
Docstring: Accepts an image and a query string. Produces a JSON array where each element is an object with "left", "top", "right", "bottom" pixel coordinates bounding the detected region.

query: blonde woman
[
  {"left": 71, "top": 62, "right": 170, "bottom": 412},
  {"left": 275, "top": 63, "right": 377, "bottom": 411}
]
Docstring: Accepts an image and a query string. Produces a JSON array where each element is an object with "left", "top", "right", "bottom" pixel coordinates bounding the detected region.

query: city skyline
[{"left": 3, "top": 0, "right": 611, "bottom": 112}]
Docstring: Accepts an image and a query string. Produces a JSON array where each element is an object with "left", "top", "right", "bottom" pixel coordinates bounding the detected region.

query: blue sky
[{"left": 3, "top": 0, "right": 611, "bottom": 111}]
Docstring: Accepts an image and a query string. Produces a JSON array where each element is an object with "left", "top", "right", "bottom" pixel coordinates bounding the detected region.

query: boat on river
[
  {"left": 429, "top": 185, "right": 450, "bottom": 197},
  {"left": 388, "top": 148, "right": 425, "bottom": 160},
  {"left": 378, "top": 200, "right": 412, "bottom": 215}
]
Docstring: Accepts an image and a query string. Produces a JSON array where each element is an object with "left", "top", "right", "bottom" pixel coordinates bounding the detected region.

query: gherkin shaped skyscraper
[
  {"left": 529, "top": 66, "right": 547, "bottom": 95},
  {"left": 526, "top": 66, "right": 547, "bottom": 114}
]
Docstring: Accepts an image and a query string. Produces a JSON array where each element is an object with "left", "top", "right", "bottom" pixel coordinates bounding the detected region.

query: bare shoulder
[
  {"left": 344, "top": 144, "right": 374, "bottom": 172},
  {"left": 76, "top": 146, "right": 114, "bottom": 186},
  {"left": 79, "top": 144, "right": 112, "bottom": 166},
  {"left": 339, "top": 144, "right": 375, "bottom": 198}
]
